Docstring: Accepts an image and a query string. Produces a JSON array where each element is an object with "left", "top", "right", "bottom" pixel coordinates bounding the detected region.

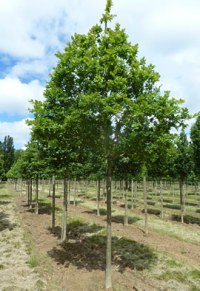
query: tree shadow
[
  {"left": 164, "top": 204, "right": 181, "bottom": 210},
  {"left": 25, "top": 200, "right": 61, "bottom": 215},
  {"left": 0, "top": 201, "right": 11, "bottom": 205},
  {"left": 111, "top": 215, "right": 140, "bottom": 224},
  {"left": 0, "top": 194, "right": 12, "bottom": 200},
  {"left": 142, "top": 208, "right": 161, "bottom": 215},
  {"left": 48, "top": 221, "right": 103, "bottom": 241},
  {"left": 0, "top": 211, "right": 16, "bottom": 231},
  {"left": 48, "top": 229, "right": 157, "bottom": 273},
  {"left": 69, "top": 200, "right": 84, "bottom": 206},
  {"left": 163, "top": 199, "right": 173, "bottom": 203},
  {"left": 48, "top": 226, "right": 62, "bottom": 239},
  {"left": 83, "top": 208, "right": 109, "bottom": 216},
  {"left": 147, "top": 201, "right": 156, "bottom": 206},
  {"left": 172, "top": 214, "right": 200, "bottom": 225},
  {"left": 185, "top": 202, "right": 198, "bottom": 207},
  {"left": 38, "top": 201, "right": 61, "bottom": 215}
]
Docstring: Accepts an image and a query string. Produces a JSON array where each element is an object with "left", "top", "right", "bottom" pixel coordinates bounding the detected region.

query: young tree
[
  {"left": 2, "top": 135, "right": 15, "bottom": 174},
  {"left": 28, "top": 0, "right": 188, "bottom": 288},
  {"left": 0, "top": 136, "right": 15, "bottom": 179},
  {"left": 174, "top": 130, "right": 193, "bottom": 223},
  {"left": 191, "top": 115, "right": 200, "bottom": 178}
]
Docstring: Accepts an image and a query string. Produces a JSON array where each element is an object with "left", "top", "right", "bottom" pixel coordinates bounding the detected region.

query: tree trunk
[
  {"left": 160, "top": 180, "right": 163, "bottom": 219},
  {"left": 48, "top": 178, "right": 51, "bottom": 197},
  {"left": 105, "top": 157, "right": 112, "bottom": 289},
  {"left": 179, "top": 179, "right": 185, "bottom": 223},
  {"left": 143, "top": 175, "right": 148, "bottom": 235},
  {"left": 96, "top": 179, "right": 101, "bottom": 216},
  {"left": 27, "top": 179, "right": 32, "bottom": 207},
  {"left": 68, "top": 179, "right": 71, "bottom": 205},
  {"left": 52, "top": 176, "right": 56, "bottom": 230},
  {"left": 131, "top": 180, "right": 134, "bottom": 210},
  {"left": 73, "top": 178, "right": 77, "bottom": 206},
  {"left": 27, "top": 180, "right": 30, "bottom": 206},
  {"left": 198, "top": 182, "right": 200, "bottom": 207},
  {"left": 35, "top": 176, "right": 39, "bottom": 215},
  {"left": 61, "top": 176, "right": 68, "bottom": 241},
  {"left": 124, "top": 191, "right": 128, "bottom": 226}
]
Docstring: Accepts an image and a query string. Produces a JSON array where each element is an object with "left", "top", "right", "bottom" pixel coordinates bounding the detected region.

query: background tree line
[
  {"left": 6, "top": 117, "right": 200, "bottom": 185},
  {"left": 0, "top": 135, "right": 16, "bottom": 180}
]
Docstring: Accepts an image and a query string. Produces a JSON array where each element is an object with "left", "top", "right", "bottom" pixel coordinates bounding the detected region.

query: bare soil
[
  {"left": 1, "top": 183, "right": 200, "bottom": 291},
  {"left": 15, "top": 194, "right": 200, "bottom": 291}
]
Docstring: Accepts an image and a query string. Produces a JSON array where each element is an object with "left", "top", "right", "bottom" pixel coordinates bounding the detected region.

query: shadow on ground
[
  {"left": 0, "top": 194, "right": 12, "bottom": 200},
  {"left": 83, "top": 208, "right": 115, "bottom": 216},
  {"left": 48, "top": 220, "right": 103, "bottom": 240},
  {"left": 110, "top": 215, "right": 141, "bottom": 224},
  {"left": 23, "top": 199, "right": 61, "bottom": 215},
  {"left": 172, "top": 214, "right": 200, "bottom": 225},
  {"left": 0, "top": 201, "right": 11, "bottom": 205},
  {"left": 47, "top": 220, "right": 157, "bottom": 273},
  {"left": 0, "top": 211, "right": 16, "bottom": 231}
]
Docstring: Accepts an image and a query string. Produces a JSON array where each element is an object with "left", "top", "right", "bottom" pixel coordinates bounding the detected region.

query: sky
[{"left": 0, "top": 0, "right": 200, "bottom": 149}]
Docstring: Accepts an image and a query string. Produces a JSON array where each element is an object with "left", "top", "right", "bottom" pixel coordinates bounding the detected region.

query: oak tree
[{"left": 29, "top": 0, "right": 188, "bottom": 288}]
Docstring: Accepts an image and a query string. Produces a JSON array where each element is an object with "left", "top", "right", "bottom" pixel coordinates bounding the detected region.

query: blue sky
[{"left": 0, "top": 0, "right": 200, "bottom": 149}]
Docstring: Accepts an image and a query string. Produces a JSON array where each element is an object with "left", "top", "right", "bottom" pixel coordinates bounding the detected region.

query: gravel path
[{"left": 0, "top": 198, "right": 46, "bottom": 291}]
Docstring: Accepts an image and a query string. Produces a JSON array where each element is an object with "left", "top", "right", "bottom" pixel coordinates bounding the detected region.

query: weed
[
  {"left": 189, "top": 269, "right": 200, "bottom": 280},
  {"left": 166, "top": 258, "right": 181, "bottom": 268},
  {"left": 28, "top": 255, "right": 39, "bottom": 268}
]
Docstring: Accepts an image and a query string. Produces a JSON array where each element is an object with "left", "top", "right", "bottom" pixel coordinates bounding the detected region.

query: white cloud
[
  {"left": 9, "top": 59, "right": 49, "bottom": 80},
  {"left": 0, "top": 119, "right": 30, "bottom": 149},
  {"left": 0, "top": 0, "right": 105, "bottom": 59},
  {"left": 0, "top": 77, "right": 44, "bottom": 115}
]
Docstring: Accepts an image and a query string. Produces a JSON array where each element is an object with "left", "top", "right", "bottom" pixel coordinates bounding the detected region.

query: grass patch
[
  {"left": 152, "top": 254, "right": 200, "bottom": 290},
  {"left": 158, "top": 270, "right": 186, "bottom": 282},
  {"left": 28, "top": 255, "right": 39, "bottom": 268}
]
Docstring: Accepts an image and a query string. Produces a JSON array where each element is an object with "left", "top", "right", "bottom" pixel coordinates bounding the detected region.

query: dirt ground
[
  {"left": 14, "top": 193, "right": 200, "bottom": 291},
  {"left": 1, "top": 184, "right": 200, "bottom": 291}
]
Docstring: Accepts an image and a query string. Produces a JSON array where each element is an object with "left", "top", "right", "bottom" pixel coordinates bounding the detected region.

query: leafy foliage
[
  {"left": 0, "top": 135, "right": 15, "bottom": 179},
  {"left": 191, "top": 115, "right": 200, "bottom": 177}
]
